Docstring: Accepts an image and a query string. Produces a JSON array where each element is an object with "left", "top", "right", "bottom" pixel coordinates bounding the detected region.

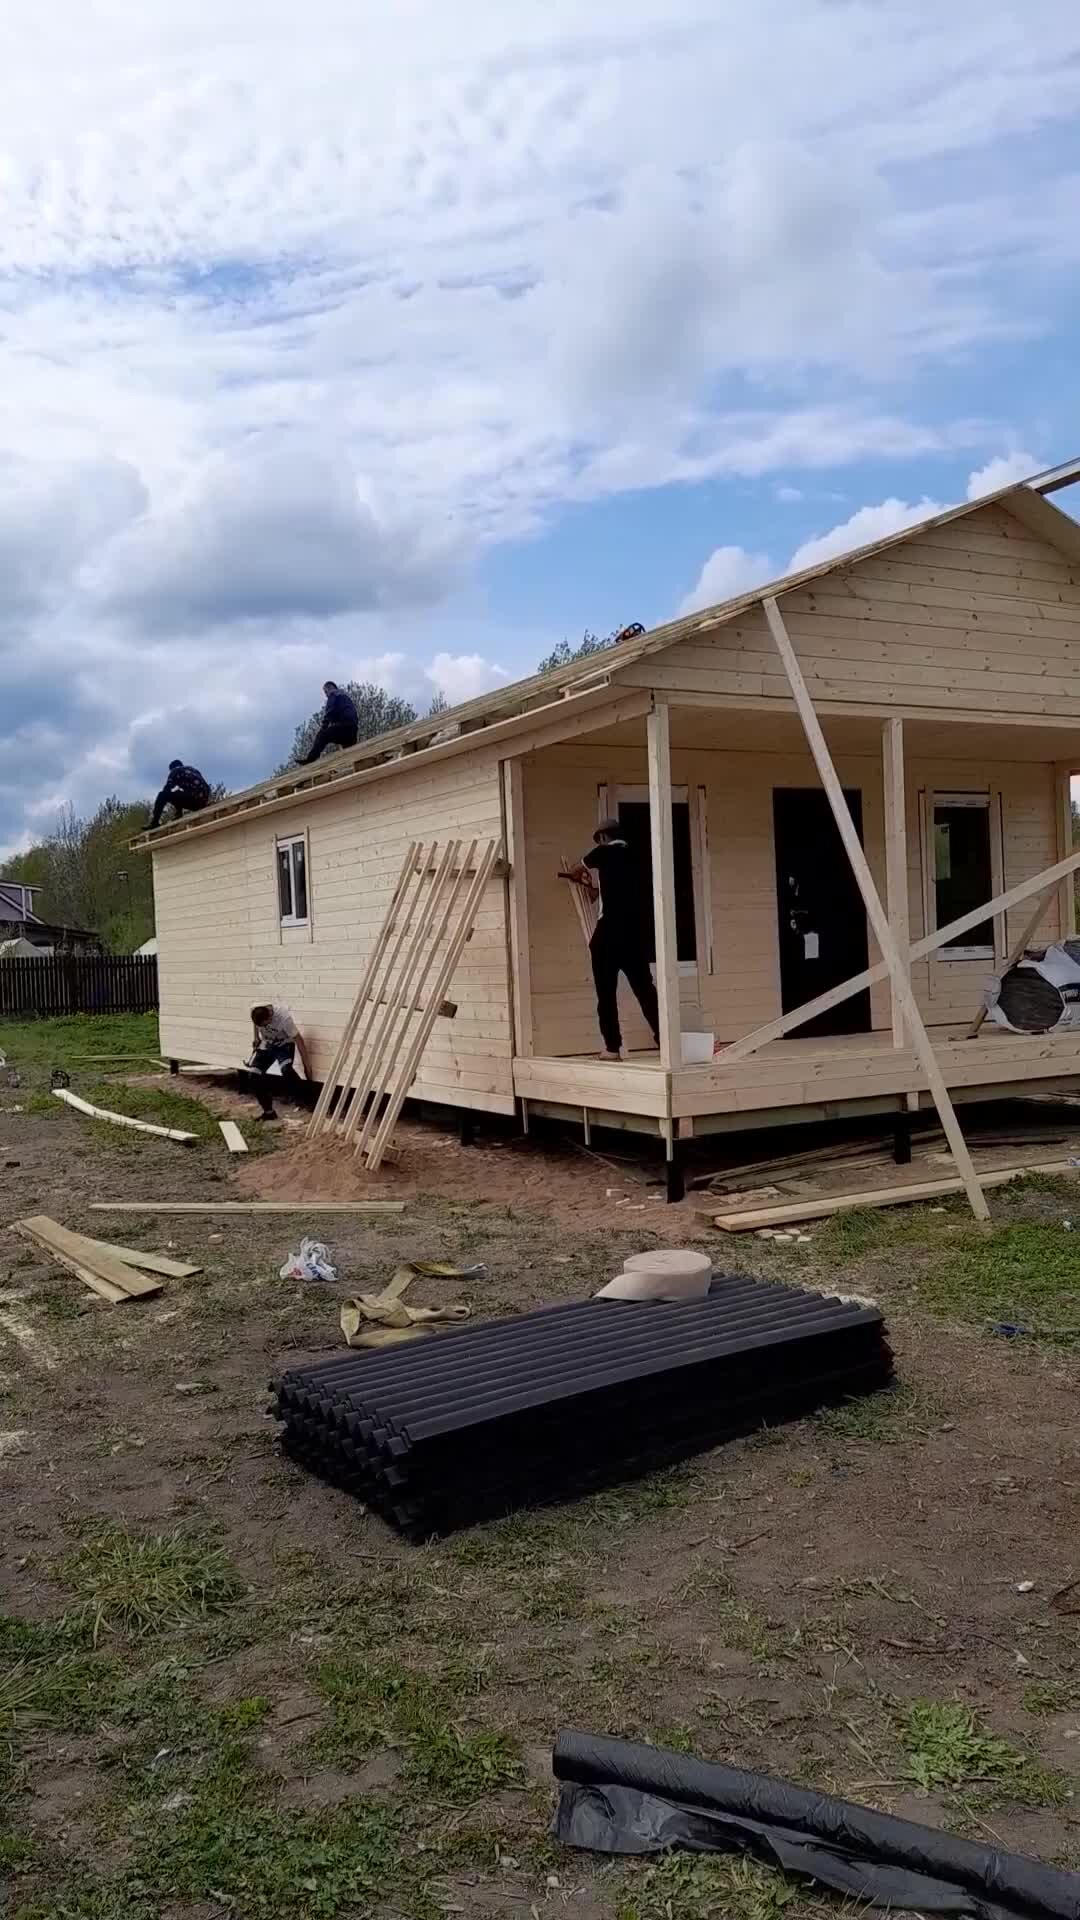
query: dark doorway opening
[{"left": 772, "top": 788, "right": 872, "bottom": 1038}]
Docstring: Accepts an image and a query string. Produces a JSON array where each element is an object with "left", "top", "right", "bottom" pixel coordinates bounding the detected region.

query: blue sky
[{"left": 1, "top": 0, "right": 1080, "bottom": 854}]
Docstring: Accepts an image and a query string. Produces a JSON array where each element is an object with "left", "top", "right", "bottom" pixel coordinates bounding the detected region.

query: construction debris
[
  {"left": 272, "top": 1275, "right": 892, "bottom": 1539},
  {"left": 12, "top": 1217, "right": 194, "bottom": 1304},
  {"left": 340, "top": 1260, "right": 479, "bottom": 1349},
  {"left": 219, "top": 1120, "right": 248, "bottom": 1153},
  {"left": 89, "top": 1200, "right": 405, "bottom": 1215},
  {"left": 53, "top": 1088, "right": 197, "bottom": 1144},
  {"left": 710, "top": 1157, "right": 1079, "bottom": 1232},
  {"left": 280, "top": 1238, "right": 339, "bottom": 1284}
]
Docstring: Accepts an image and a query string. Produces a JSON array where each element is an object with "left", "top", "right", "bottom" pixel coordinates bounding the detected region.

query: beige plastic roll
[{"left": 596, "top": 1247, "right": 713, "bottom": 1302}]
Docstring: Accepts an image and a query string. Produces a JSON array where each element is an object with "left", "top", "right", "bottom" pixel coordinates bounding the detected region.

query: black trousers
[
  {"left": 589, "top": 919, "right": 660, "bottom": 1053},
  {"left": 302, "top": 720, "right": 359, "bottom": 764},
  {"left": 249, "top": 1042, "right": 313, "bottom": 1115},
  {"left": 151, "top": 790, "right": 207, "bottom": 829}
]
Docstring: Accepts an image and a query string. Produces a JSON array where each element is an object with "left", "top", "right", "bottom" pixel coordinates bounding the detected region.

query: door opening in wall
[
  {"left": 773, "top": 787, "right": 871, "bottom": 1036},
  {"left": 613, "top": 797, "right": 697, "bottom": 966}
]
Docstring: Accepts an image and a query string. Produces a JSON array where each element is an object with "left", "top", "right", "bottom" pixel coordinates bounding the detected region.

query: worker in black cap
[
  {"left": 150, "top": 760, "right": 211, "bottom": 829},
  {"left": 563, "top": 818, "right": 660, "bottom": 1061}
]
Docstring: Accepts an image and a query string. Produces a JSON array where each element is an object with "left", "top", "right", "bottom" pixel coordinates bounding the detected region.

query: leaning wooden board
[
  {"left": 711, "top": 1158, "right": 1079, "bottom": 1231},
  {"left": 15, "top": 1218, "right": 164, "bottom": 1299}
]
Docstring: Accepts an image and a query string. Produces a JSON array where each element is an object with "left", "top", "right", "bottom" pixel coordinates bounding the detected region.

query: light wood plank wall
[
  {"left": 618, "top": 503, "right": 1080, "bottom": 716},
  {"left": 153, "top": 751, "right": 515, "bottom": 1111},
  {"left": 521, "top": 741, "right": 1063, "bottom": 1055}
]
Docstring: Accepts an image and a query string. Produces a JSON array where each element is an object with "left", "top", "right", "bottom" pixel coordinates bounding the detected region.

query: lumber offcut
[
  {"left": 219, "top": 1121, "right": 248, "bottom": 1154},
  {"left": 53, "top": 1088, "right": 197, "bottom": 1143},
  {"left": 711, "top": 1158, "right": 1078, "bottom": 1232},
  {"left": 89, "top": 1201, "right": 406, "bottom": 1215},
  {"left": 15, "top": 1218, "right": 164, "bottom": 1300}
]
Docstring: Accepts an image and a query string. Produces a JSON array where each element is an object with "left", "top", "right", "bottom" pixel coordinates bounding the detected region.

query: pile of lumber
[
  {"left": 14, "top": 1216, "right": 201, "bottom": 1304},
  {"left": 271, "top": 1276, "right": 893, "bottom": 1539}
]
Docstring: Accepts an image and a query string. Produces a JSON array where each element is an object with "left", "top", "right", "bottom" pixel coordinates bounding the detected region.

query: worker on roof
[
  {"left": 149, "top": 760, "right": 211, "bottom": 829},
  {"left": 302, "top": 682, "right": 360, "bottom": 763},
  {"left": 562, "top": 818, "right": 660, "bottom": 1062}
]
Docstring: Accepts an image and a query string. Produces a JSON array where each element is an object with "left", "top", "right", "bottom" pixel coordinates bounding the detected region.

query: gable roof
[
  {"left": 137, "top": 466, "right": 1080, "bottom": 852},
  {"left": 0, "top": 884, "right": 42, "bottom": 923}
]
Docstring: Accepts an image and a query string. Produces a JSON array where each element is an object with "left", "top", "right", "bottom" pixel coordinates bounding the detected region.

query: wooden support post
[
  {"left": 762, "top": 595, "right": 990, "bottom": 1224},
  {"left": 647, "top": 701, "right": 681, "bottom": 1072},
  {"left": 882, "top": 718, "right": 908, "bottom": 1050},
  {"left": 1054, "top": 764, "right": 1076, "bottom": 940},
  {"left": 502, "top": 761, "right": 534, "bottom": 1057}
]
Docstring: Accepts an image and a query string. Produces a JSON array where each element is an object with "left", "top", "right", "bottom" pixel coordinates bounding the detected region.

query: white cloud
[
  {"left": 426, "top": 652, "right": 510, "bottom": 702},
  {"left": 775, "top": 486, "right": 803, "bottom": 503},
  {"left": 787, "top": 497, "right": 948, "bottom": 572},
  {"left": 966, "top": 451, "right": 1038, "bottom": 498},
  {"left": 2, "top": 3, "right": 1080, "bottom": 850},
  {"left": 679, "top": 545, "right": 773, "bottom": 616}
]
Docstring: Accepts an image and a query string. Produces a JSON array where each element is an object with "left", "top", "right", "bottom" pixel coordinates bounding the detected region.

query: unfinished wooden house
[{"left": 140, "top": 461, "right": 1080, "bottom": 1197}]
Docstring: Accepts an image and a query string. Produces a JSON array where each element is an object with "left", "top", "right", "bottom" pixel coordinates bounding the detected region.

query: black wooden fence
[{"left": 0, "top": 955, "right": 159, "bottom": 1018}]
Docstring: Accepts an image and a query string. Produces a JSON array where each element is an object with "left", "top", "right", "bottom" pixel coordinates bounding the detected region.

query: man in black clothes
[
  {"left": 301, "top": 682, "right": 360, "bottom": 763},
  {"left": 564, "top": 818, "right": 660, "bottom": 1061},
  {"left": 150, "top": 760, "right": 211, "bottom": 829}
]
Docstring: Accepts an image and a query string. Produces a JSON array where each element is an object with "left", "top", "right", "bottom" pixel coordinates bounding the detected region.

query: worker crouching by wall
[{"left": 248, "top": 1002, "right": 315, "bottom": 1121}]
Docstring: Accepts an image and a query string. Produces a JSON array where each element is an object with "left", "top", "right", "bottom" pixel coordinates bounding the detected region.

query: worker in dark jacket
[
  {"left": 302, "top": 682, "right": 360, "bottom": 763},
  {"left": 150, "top": 761, "right": 211, "bottom": 829},
  {"left": 563, "top": 817, "right": 660, "bottom": 1061}
]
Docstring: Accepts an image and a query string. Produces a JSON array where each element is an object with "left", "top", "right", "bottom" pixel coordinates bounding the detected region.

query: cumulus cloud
[
  {"left": 966, "top": 451, "right": 1038, "bottom": 498},
  {"left": 1, "top": 3, "right": 1079, "bottom": 850},
  {"left": 787, "top": 497, "right": 948, "bottom": 572},
  {"left": 426, "top": 652, "right": 510, "bottom": 702},
  {"left": 679, "top": 546, "right": 772, "bottom": 616},
  {"left": 86, "top": 444, "right": 458, "bottom": 631}
]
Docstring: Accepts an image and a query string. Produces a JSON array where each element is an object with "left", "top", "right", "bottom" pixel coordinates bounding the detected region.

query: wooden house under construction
[{"left": 140, "top": 459, "right": 1080, "bottom": 1198}]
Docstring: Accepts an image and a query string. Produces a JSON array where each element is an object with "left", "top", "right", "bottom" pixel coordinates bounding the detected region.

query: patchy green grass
[
  {"left": 893, "top": 1699, "right": 1066, "bottom": 1805},
  {"left": 0, "top": 1013, "right": 160, "bottom": 1072},
  {"left": 57, "top": 1525, "right": 243, "bottom": 1644},
  {"left": 1023, "top": 1678, "right": 1080, "bottom": 1716},
  {"left": 311, "top": 1653, "right": 522, "bottom": 1803},
  {"left": 814, "top": 1382, "right": 941, "bottom": 1444},
  {"left": 617, "top": 1853, "right": 799, "bottom": 1920}
]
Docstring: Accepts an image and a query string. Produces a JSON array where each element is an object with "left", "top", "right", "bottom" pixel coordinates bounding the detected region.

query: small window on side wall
[
  {"left": 929, "top": 792, "right": 995, "bottom": 958},
  {"left": 277, "top": 834, "right": 309, "bottom": 926}
]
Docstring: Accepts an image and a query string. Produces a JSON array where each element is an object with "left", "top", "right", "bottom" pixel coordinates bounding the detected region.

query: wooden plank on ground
[
  {"left": 91, "top": 1243, "right": 202, "bottom": 1278},
  {"left": 219, "top": 1120, "right": 248, "bottom": 1154},
  {"left": 53, "top": 1088, "right": 197, "bottom": 1144},
  {"left": 15, "top": 1217, "right": 163, "bottom": 1300},
  {"left": 711, "top": 1158, "right": 1078, "bottom": 1231},
  {"left": 88, "top": 1201, "right": 406, "bottom": 1215}
]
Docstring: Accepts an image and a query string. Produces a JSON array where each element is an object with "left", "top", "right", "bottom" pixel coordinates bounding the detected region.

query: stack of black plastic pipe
[{"left": 270, "top": 1276, "right": 892, "bottom": 1539}]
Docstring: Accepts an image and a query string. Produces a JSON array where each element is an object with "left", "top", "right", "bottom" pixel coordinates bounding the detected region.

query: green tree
[
  {"left": 1, "top": 796, "right": 158, "bottom": 951},
  {"left": 283, "top": 681, "right": 418, "bottom": 769},
  {"left": 536, "top": 624, "right": 642, "bottom": 676}
]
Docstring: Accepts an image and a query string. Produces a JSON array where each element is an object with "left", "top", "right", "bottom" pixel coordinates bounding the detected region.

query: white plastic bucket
[{"left": 681, "top": 1031, "right": 714, "bottom": 1064}]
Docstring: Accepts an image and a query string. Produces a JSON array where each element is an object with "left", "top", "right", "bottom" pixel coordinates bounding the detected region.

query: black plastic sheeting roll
[
  {"left": 552, "top": 1731, "right": 1080, "bottom": 1920},
  {"left": 270, "top": 1276, "right": 893, "bottom": 1539}
]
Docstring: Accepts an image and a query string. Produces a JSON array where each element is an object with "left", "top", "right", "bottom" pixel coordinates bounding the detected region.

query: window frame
[
  {"left": 276, "top": 831, "right": 311, "bottom": 930},
  {"left": 919, "top": 788, "right": 1003, "bottom": 962},
  {"left": 598, "top": 782, "right": 709, "bottom": 976}
]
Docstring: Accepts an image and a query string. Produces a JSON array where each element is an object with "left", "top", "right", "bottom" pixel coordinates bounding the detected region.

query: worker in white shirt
[{"left": 248, "top": 1002, "right": 314, "bottom": 1120}]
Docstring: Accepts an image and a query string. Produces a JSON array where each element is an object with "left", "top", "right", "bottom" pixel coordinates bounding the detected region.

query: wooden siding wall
[
  {"left": 153, "top": 753, "right": 514, "bottom": 1112},
  {"left": 521, "top": 743, "right": 1063, "bottom": 1055},
  {"left": 617, "top": 504, "right": 1080, "bottom": 717}
]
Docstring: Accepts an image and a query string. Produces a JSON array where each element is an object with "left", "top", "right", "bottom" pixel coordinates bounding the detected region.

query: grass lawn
[
  {"left": 2, "top": 1016, "right": 1080, "bottom": 1917},
  {"left": 0, "top": 1013, "right": 238, "bottom": 1146}
]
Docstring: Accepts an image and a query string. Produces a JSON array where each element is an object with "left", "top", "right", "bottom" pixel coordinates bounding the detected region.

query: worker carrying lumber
[
  {"left": 563, "top": 819, "right": 660, "bottom": 1062},
  {"left": 302, "top": 682, "right": 360, "bottom": 763},
  {"left": 149, "top": 761, "right": 211, "bottom": 829},
  {"left": 247, "top": 1002, "right": 315, "bottom": 1121}
]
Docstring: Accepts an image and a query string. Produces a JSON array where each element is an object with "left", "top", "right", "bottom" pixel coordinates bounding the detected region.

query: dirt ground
[{"left": 2, "top": 1035, "right": 1080, "bottom": 1919}]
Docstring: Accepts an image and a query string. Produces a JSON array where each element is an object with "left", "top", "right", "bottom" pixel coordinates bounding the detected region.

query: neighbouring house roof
[
  {"left": 0, "top": 884, "right": 42, "bottom": 923},
  {"left": 136, "top": 461, "right": 1080, "bottom": 854}
]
